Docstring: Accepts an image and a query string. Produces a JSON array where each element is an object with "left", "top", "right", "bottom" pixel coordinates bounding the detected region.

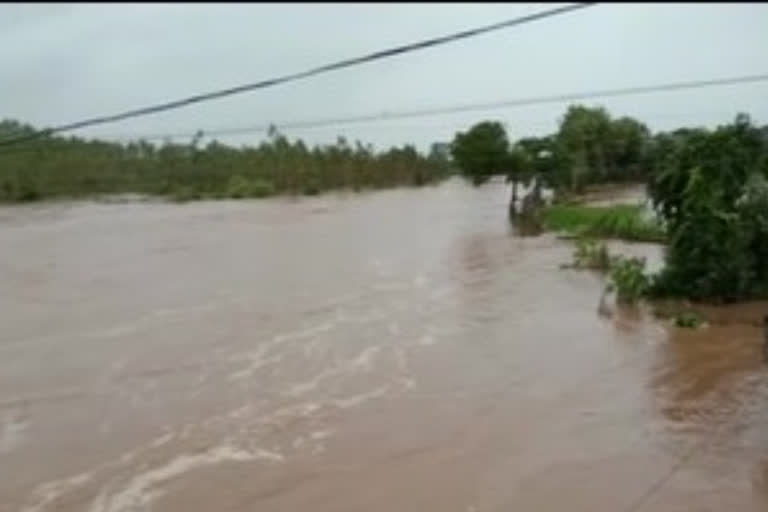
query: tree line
[
  {"left": 451, "top": 104, "right": 666, "bottom": 196},
  {"left": 0, "top": 121, "right": 453, "bottom": 202}
]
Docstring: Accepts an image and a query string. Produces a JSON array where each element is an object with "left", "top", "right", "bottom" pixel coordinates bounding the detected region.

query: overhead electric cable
[
  {"left": 59, "top": 72, "right": 768, "bottom": 143},
  {"left": 0, "top": 3, "right": 596, "bottom": 147}
]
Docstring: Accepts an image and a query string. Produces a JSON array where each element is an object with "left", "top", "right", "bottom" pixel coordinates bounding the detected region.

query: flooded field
[{"left": 1, "top": 178, "right": 767, "bottom": 512}]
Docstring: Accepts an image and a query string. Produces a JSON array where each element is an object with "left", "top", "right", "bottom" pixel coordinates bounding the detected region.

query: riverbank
[{"left": 545, "top": 184, "right": 766, "bottom": 328}]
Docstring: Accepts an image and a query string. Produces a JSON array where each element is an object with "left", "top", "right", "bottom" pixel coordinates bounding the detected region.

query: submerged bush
[
  {"left": 565, "top": 238, "right": 612, "bottom": 270},
  {"left": 674, "top": 311, "right": 705, "bottom": 328},
  {"left": 607, "top": 256, "right": 651, "bottom": 304}
]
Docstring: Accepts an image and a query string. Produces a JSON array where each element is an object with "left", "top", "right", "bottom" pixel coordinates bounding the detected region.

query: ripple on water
[{"left": 86, "top": 444, "right": 284, "bottom": 512}]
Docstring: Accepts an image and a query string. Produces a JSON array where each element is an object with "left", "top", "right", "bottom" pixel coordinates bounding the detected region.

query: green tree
[
  {"left": 450, "top": 121, "right": 509, "bottom": 185},
  {"left": 649, "top": 114, "right": 768, "bottom": 302},
  {"left": 605, "top": 116, "right": 651, "bottom": 181},
  {"left": 549, "top": 105, "right": 650, "bottom": 192},
  {"left": 555, "top": 105, "right": 613, "bottom": 191},
  {"left": 0, "top": 118, "right": 451, "bottom": 203}
]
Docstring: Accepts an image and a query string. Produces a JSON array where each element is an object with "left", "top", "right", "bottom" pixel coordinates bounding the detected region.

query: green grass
[{"left": 541, "top": 204, "right": 666, "bottom": 243}]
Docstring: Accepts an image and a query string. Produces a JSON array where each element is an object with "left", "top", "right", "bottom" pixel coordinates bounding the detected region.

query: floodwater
[{"left": 1, "top": 178, "right": 767, "bottom": 512}]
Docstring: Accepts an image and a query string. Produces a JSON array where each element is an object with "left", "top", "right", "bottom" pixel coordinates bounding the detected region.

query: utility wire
[
  {"left": 73, "top": 72, "right": 768, "bottom": 143},
  {"left": 0, "top": 2, "right": 596, "bottom": 148},
  {"left": 0, "top": 73, "right": 765, "bottom": 158},
  {"left": 0, "top": 104, "right": 759, "bottom": 159}
]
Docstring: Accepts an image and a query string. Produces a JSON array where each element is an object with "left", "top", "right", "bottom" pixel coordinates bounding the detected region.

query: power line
[
  {"left": 0, "top": 2, "right": 596, "bottom": 148},
  {"left": 0, "top": 73, "right": 764, "bottom": 158},
  {"left": 96, "top": 72, "right": 768, "bottom": 142},
  {"left": 0, "top": 105, "right": 761, "bottom": 159}
]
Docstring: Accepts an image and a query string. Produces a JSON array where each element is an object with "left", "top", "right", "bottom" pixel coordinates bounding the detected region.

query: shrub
[
  {"left": 648, "top": 115, "right": 768, "bottom": 302},
  {"left": 565, "top": 238, "right": 612, "bottom": 270},
  {"left": 607, "top": 255, "right": 651, "bottom": 304},
  {"left": 674, "top": 311, "right": 704, "bottom": 328}
]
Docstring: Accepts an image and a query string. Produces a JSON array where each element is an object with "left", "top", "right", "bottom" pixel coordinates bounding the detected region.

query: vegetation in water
[
  {"left": 563, "top": 238, "right": 612, "bottom": 270},
  {"left": 450, "top": 104, "right": 655, "bottom": 198},
  {"left": 563, "top": 239, "right": 652, "bottom": 306},
  {"left": 5, "top": 101, "right": 768, "bottom": 305},
  {"left": 0, "top": 121, "right": 454, "bottom": 203},
  {"left": 606, "top": 256, "right": 651, "bottom": 305},
  {"left": 673, "top": 311, "right": 705, "bottom": 329},
  {"left": 449, "top": 107, "right": 768, "bottom": 305},
  {"left": 541, "top": 204, "right": 665, "bottom": 242}
]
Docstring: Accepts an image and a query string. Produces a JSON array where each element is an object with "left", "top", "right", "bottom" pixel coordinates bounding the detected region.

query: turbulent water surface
[{"left": 1, "top": 178, "right": 767, "bottom": 512}]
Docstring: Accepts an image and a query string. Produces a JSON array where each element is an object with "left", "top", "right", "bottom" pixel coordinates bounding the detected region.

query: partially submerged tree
[
  {"left": 505, "top": 145, "right": 535, "bottom": 217},
  {"left": 450, "top": 121, "right": 509, "bottom": 185}
]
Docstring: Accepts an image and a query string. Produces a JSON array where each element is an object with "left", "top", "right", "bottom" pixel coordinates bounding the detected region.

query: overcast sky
[{"left": 2, "top": 3, "right": 767, "bottom": 151}]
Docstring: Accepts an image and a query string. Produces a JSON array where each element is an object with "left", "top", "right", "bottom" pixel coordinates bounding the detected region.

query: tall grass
[{"left": 540, "top": 204, "right": 666, "bottom": 243}]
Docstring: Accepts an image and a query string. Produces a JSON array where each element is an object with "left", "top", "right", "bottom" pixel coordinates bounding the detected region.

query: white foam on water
[
  {"left": 285, "top": 345, "right": 381, "bottom": 398},
  {"left": 88, "top": 444, "right": 283, "bottom": 512},
  {"left": 285, "top": 364, "right": 345, "bottom": 397},
  {"left": 310, "top": 429, "right": 333, "bottom": 441},
  {"left": 264, "top": 401, "right": 324, "bottom": 427},
  {"left": 227, "top": 404, "right": 253, "bottom": 421},
  {"left": 271, "top": 321, "right": 336, "bottom": 346},
  {"left": 228, "top": 353, "right": 283, "bottom": 382},
  {"left": 150, "top": 432, "right": 175, "bottom": 449},
  {"left": 228, "top": 319, "right": 338, "bottom": 382},
  {"left": 20, "top": 429, "right": 188, "bottom": 512},
  {"left": 22, "top": 472, "right": 94, "bottom": 512},
  {"left": 332, "top": 385, "right": 389, "bottom": 409},
  {"left": 349, "top": 346, "right": 381, "bottom": 372},
  {"left": 3, "top": 299, "right": 234, "bottom": 351},
  {"left": 291, "top": 429, "right": 334, "bottom": 455}
]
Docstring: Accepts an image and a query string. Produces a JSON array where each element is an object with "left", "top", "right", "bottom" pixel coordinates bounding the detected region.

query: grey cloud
[{"left": 2, "top": 3, "right": 767, "bottom": 151}]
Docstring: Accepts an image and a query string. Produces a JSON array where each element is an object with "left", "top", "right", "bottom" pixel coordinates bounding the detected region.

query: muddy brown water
[{"left": 1, "top": 178, "right": 767, "bottom": 512}]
